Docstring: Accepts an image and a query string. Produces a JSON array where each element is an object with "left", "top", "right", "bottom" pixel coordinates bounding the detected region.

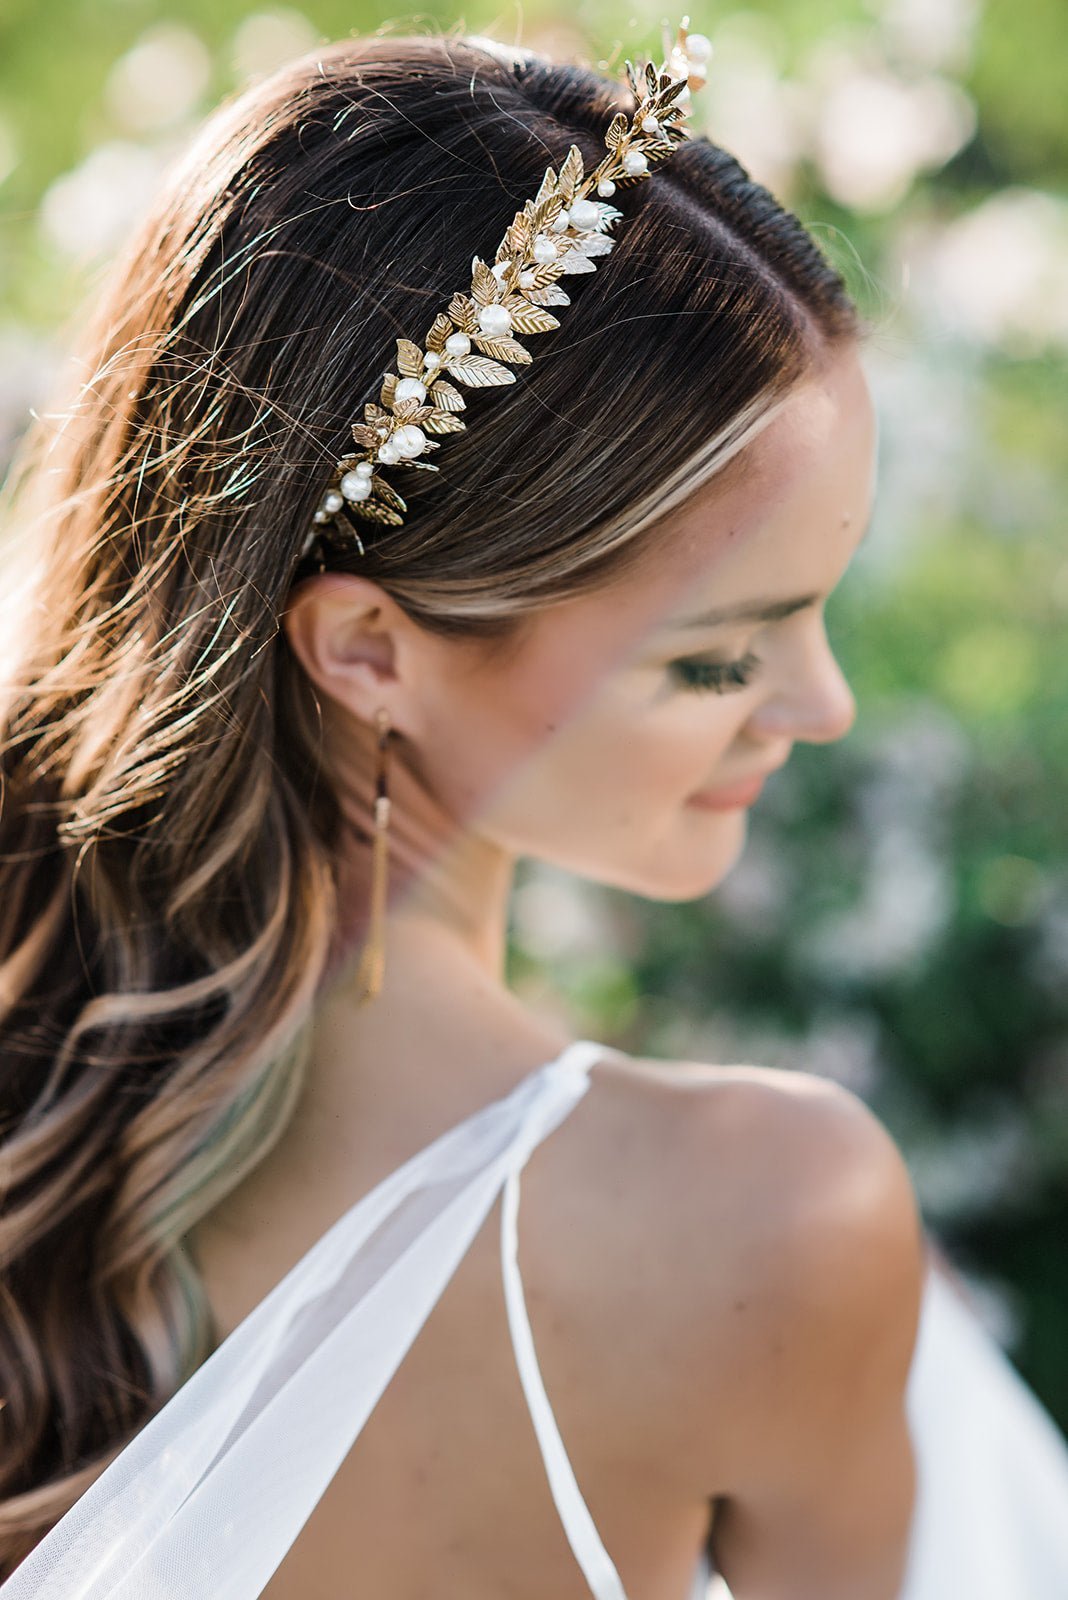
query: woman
[{"left": 1, "top": 22, "right": 1066, "bottom": 1600}]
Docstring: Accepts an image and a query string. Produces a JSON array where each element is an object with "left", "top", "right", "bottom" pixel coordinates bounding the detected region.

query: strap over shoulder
[{"left": 1, "top": 1047, "right": 598, "bottom": 1599}]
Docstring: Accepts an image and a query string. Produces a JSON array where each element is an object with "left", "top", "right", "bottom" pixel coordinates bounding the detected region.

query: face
[{"left": 284, "top": 342, "right": 876, "bottom": 905}]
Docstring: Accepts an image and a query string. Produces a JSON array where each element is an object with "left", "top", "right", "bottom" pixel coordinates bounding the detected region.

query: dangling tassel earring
[{"left": 352, "top": 706, "right": 392, "bottom": 1005}]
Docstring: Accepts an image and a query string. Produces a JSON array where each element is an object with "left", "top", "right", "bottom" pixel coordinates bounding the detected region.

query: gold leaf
[
  {"left": 644, "top": 60, "right": 658, "bottom": 96},
  {"left": 379, "top": 372, "right": 398, "bottom": 408},
  {"left": 605, "top": 111, "right": 628, "bottom": 152},
  {"left": 426, "top": 379, "right": 466, "bottom": 412},
  {"left": 521, "top": 283, "right": 571, "bottom": 306},
  {"left": 364, "top": 402, "right": 391, "bottom": 426},
  {"left": 530, "top": 193, "right": 564, "bottom": 234},
  {"left": 533, "top": 168, "right": 557, "bottom": 209},
  {"left": 371, "top": 477, "right": 407, "bottom": 512},
  {"left": 471, "top": 334, "right": 532, "bottom": 363},
  {"left": 422, "top": 410, "right": 467, "bottom": 434},
  {"left": 507, "top": 301, "right": 561, "bottom": 334},
  {"left": 396, "top": 338, "right": 424, "bottom": 379},
  {"left": 557, "top": 145, "right": 584, "bottom": 206},
  {"left": 519, "top": 259, "right": 567, "bottom": 288},
  {"left": 447, "top": 292, "right": 477, "bottom": 329},
  {"left": 392, "top": 399, "right": 433, "bottom": 422},
  {"left": 424, "top": 312, "right": 454, "bottom": 353},
  {"left": 347, "top": 499, "right": 405, "bottom": 526},
  {"left": 573, "top": 230, "right": 613, "bottom": 257},
  {"left": 470, "top": 257, "right": 499, "bottom": 307},
  {"left": 446, "top": 355, "right": 518, "bottom": 387},
  {"left": 657, "top": 77, "right": 689, "bottom": 107},
  {"left": 351, "top": 423, "right": 381, "bottom": 449},
  {"left": 503, "top": 217, "right": 530, "bottom": 255},
  {"left": 555, "top": 250, "right": 598, "bottom": 276}
]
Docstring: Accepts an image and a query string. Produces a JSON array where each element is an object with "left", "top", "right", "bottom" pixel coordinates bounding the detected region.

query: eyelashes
[{"left": 668, "top": 650, "right": 763, "bottom": 694}]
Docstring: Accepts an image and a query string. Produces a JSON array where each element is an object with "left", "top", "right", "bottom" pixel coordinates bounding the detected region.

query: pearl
[
  {"left": 354, "top": 461, "right": 373, "bottom": 479},
  {"left": 477, "top": 302, "right": 513, "bottom": 336},
  {"left": 391, "top": 424, "right": 427, "bottom": 459},
  {"left": 340, "top": 470, "right": 372, "bottom": 501},
  {"left": 377, "top": 441, "right": 399, "bottom": 464},
  {"left": 313, "top": 509, "right": 330, "bottom": 524},
  {"left": 568, "top": 198, "right": 601, "bottom": 231},
  {"left": 423, "top": 350, "right": 442, "bottom": 369},
  {"left": 519, "top": 269, "right": 536, "bottom": 287},
  {"left": 641, "top": 113, "right": 660, "bottom": 133},
  {"left": 491, "top": 261, "right": 510, "bottom": 281},
  {"left": 550, "top": 209, "right": 570, "bottom": 232},
  {"left": 596, "top": 177, "right": 615, "bottom": 197},
  {"left": 532, "top": 233, "right": 558, "bottom": 263},
  {"left": 684, "top": 32, "right": 712, "bottom": 62},
  {"left": 322, "top": 490, "right": 343, "bottom": 513},
  {"left": 444, "top": 331, "right": 471, "bottom": 357},
  {"left": 622, "top": 149, "right": 648, "bottom": 175},
  {"left": 394, "top": 377, "right": 427, "bottom": 404}
]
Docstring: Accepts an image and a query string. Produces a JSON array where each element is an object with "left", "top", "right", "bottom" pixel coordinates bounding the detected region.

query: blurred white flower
[
  {"left": 806, "top": 45, "right": 975, "bottom": 212},
  {"left": 800, "top": 1005, "right": 885, "bottom": 1097},
  {"left": 695, "top": 17, "right": 807, "bottom": 196},
  {"left": 511, "top": 869, "right": 609, "bottom": 961},
  {"left": 874, "top": 0, "right": 982, "bottom": 72},
  {"left": 1029, "top": 877, "right": 1068, "bottom": 995},
  {"left": 0, "top": 326, "right": 60, "bottom": 471},
  {"left": 861, "top": 341, "right": 981, "bottom": 570},
  {"left": 802, "top": 824, "right": 954, "bottom": 982},
  {"left": 861, "top": 701, "right": 972, "bottom": 813},
  {"left": 716, "top": 834, "right": 793, "bottom": 935},
  {"left": 231, "top": 9, "right": 320, "bottom": 82},
  {"left": 908, "top": 188, "right": 1068, "bottom": 354},
  {"left": 909, "top": 1104, "right": 1037, "bottom": 1226},
  {"left": 103, "top": 23, "right": 212, "bottom": 134},
  {"left": 37, "top": 141, "right": 167, "bottom": 261}
]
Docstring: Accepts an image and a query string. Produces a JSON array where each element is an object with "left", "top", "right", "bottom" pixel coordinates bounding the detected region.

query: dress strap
[
  {"left": 500, "top": 1041, "right": 631, "bottom": 1600},
  {"left": 0, "top": 1043, "right": 601, "bottom": 1599}
]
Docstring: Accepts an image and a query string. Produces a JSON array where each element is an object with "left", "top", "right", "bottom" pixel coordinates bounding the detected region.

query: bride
[{"left": 1, "top": 22, "right": 1066, "bottom": 1600}]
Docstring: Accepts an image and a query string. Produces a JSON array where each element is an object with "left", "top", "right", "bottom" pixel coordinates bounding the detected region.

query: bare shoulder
[{"left": 534, "top": 1050, "right": 926, "bottom": 1503}]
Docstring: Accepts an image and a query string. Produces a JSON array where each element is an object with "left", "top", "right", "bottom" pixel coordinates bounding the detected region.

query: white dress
[{"left": 3, "top": 1038, "right": 1068, "bottom": 1599}]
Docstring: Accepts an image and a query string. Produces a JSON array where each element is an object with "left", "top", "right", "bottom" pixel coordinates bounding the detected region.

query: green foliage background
[{"left": 1, "top": 2, "right": 1065, "bottom": 1428}]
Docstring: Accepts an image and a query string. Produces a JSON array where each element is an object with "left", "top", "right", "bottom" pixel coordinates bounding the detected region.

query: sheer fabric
[{"left": 3, "top": 1037, "right": 1068, "bottom": 1599}]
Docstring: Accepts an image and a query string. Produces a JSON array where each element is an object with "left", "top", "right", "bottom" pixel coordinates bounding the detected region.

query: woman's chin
[{"left": 624, "top": 810, "right": 750, "bottom": 903}]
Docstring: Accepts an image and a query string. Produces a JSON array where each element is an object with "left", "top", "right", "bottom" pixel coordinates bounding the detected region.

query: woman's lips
[{"left": 687, "top": 773, "right": 768, "bottom": 810}]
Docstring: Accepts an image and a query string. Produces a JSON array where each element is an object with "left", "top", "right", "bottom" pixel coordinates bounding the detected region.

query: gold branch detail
[{"left": 302, "top": 16, "right": 712, "bottom": 558}]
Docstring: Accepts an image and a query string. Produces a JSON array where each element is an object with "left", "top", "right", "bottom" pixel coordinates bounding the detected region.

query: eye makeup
[{"left": 668, "top": 650, "right": 762, "bottom": 693}]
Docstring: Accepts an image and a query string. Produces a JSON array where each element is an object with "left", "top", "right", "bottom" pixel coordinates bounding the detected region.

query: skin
[
  {"left": 192, "top": 340, "right": 925, "bottom": 1598},
  {"left": 281, "top": 344, "right": 869, "bottom": 1075}
]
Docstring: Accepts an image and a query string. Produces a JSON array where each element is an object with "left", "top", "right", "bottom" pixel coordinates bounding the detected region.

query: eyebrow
[
  {"left": 666, "top": 593, "right": 819, "bottom": 630},
  {"left": 666, "top": 512, "right": 876, "bottom": 631}
]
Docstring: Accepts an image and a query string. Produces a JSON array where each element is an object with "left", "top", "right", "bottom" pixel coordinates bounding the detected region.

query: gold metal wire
[{"left": 351, "top": 708, "right": 392, "bottom": 1004}]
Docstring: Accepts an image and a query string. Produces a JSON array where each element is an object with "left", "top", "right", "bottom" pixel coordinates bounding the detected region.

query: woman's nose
[{"left": 752, "top": 625, "right": 857, "bottom": 746}]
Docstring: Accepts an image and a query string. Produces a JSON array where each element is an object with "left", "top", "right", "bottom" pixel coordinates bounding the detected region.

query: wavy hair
[{"left": 0, "top": 27, "right": 860, "bottom": 1575}]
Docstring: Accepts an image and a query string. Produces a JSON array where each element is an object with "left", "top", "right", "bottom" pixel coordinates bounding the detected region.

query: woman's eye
[{"left": 668, "top": 650, "right": 763, "bottom": 694}]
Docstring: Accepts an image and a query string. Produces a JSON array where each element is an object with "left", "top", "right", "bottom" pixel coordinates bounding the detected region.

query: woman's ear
[{"left": 280, "top": 572, "right": 403, "bottom": 722}]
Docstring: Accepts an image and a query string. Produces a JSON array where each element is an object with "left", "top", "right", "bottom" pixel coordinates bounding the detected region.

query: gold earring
[{"left": 352, "top": 706, "right": 392, "bottom": 1005}]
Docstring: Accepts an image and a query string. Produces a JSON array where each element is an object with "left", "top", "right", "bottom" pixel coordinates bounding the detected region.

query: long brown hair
[{"left": 0, "top": 28, "right": 859, "bottom": 1574}]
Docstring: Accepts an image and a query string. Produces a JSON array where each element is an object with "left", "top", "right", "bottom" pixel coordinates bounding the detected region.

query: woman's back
[{"left": 185, "top": 1030, "right": 924, "bottom": 1600}]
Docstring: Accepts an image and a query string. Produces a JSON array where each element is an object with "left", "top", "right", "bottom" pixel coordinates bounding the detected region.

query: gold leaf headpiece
[{"left": 301, "top": 16, "right": 713, "bottom": 561}]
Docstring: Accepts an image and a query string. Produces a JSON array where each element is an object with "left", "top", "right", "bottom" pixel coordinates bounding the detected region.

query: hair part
[{"left": 0, "top": 26, "right": 858, "bottom": 1573}]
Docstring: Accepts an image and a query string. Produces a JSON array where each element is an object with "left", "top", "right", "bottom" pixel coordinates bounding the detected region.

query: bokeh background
[{"left": 1, "top": 1, "right": 1065, "bottom": 1429}]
